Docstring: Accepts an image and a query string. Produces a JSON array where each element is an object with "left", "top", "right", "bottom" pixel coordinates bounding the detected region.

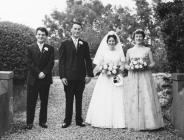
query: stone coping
[{"left": 0, "top": 71, "right": 14, "bottom": 79}]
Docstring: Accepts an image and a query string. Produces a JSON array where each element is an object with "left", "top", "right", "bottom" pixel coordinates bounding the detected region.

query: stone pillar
[
  {"left": 171, "top": 73, "right": 184, "bottom": 137},
  {"left": 0, "top": 71, "right": 14, "bottom": 136}
]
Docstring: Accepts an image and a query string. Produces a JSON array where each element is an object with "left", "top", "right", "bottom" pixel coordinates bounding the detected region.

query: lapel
[
  {"left": 42, "top": 44, "right": 48, "bottom": 53},
  {"left": 34, "top": 43, "right": 42, "bottom": 55}
]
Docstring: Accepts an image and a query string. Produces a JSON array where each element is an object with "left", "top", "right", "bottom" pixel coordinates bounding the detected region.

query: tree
[{"left": 155, "top": 0, "right": 184, "bottom": 72}]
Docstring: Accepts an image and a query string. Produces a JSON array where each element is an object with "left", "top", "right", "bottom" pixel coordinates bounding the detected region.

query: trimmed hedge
[{"left": 0, "top": 21, "right": 36, "bottom": 84}]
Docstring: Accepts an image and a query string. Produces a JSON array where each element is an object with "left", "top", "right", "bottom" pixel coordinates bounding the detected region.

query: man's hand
[
  {"left": 85, "top": 77, "right": 91, "bottom": 84},
  {"left": 93, "top": 66, "right": 101, "bottom": 76},
  {"left": 39, "top": 72, "right": 45, "bottom": 79},
  {"left": 61, "top": 78, "right": 68, "bottom": 86}
]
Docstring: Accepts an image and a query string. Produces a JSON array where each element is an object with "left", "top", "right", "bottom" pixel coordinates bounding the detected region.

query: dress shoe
[
  {"left": 62, "top": 123, "right": 70, "bottom": 128},
  {"left": 39, "top": 123, "right": 48, "bottom": 128},
  {"left": 76, "top": 122, "right": 86, "bottom": 127},
  {"left": 26, "top": 124, "right": 33, "bottom": 130}
]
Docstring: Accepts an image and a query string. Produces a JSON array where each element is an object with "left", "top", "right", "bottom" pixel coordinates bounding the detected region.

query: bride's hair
[{"left": 107, "top": 34, "right": 118, "bottom": 44}]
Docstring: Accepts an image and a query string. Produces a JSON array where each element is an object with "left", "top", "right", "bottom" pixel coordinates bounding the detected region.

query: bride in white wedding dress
[{"left": 85, "top": 31, "right": 126, "bottom": 128}]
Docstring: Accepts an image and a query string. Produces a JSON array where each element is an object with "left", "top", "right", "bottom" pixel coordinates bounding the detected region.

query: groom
[{"left": 59, "top": 21, "right": 94, "bottom": 128}]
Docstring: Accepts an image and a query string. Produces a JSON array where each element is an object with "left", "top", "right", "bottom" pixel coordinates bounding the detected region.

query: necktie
[{"left": 74, "top": 39, "right": 78, "bottom": 48}]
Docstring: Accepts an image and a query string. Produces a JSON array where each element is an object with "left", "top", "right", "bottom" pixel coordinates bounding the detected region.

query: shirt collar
[{"left": 71, "top": 36, "right": 79, "bottom": 42}]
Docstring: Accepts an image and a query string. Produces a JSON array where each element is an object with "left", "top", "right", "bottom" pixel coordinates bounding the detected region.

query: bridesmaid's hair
[
  {"left": 107, "top": 34, "right": 118, "bottom": 44},
  {"left": 132, "top": 29, "right": 145, "bottom": 40},
  {"left": 36, "top": 27, "right": 48, "bottom": 36}
]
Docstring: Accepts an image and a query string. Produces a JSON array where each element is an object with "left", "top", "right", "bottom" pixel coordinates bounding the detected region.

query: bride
[{"left": 85, "top": 31, "right": 126, "bottom": 128}]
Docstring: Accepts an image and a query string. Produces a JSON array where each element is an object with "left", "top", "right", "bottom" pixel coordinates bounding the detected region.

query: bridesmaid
[{"left": 125, "top": 29, "right": 164, "bottom": 130}]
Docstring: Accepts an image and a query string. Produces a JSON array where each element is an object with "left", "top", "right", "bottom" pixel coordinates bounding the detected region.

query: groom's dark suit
[
  {"left": 26, "top": 43, "right": 54, "bottom": 125},
  {"left": 59, "top": 38, "right": 93, "bottom": 125}
]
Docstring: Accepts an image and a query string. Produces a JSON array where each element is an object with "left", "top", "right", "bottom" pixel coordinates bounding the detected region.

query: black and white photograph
[{"left": 0, "top": 0, "right": 184, "bottom": 139}]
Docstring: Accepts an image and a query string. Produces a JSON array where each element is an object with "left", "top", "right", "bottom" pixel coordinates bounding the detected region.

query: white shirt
[
  {"left": 71, "top": 37, "right": 79, "bottom": 48},
  {"left": 37, "top": 42, "right": 44, "bottom": 52}
]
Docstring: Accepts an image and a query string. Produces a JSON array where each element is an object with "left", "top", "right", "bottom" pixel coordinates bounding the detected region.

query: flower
[
  {"left": 44, "top": 47, "right": 48, "bottom": 51},
  {"left": 112, "top": 69, "right": 117, "bottom": 74},
  {"left": 113, "top": 65, "right": 118, "bottom": 69},
  {"left": 103, "top": 64, "right": 108, "bottom": 70},
  {"left": 113, "top": 74, "right": 123, "bottom": 86},
  {"left": 79, "top": 41, "right": 83, "bottom": 45},
  {"left": 129, "top": 58, "right": 148, "bottom": 71}
]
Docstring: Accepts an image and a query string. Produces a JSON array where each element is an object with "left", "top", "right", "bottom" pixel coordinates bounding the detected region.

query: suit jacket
[
  {"left": 59, "top": 38, "right": 94, "bottom": 80},
  {"left": 26, "top": 43, "right": 55, "bottom": 86}
]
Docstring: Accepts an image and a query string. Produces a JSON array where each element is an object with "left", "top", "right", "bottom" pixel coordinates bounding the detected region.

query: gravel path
[{"left": 1, "top": 77, "right": 183, "bottom": 140}]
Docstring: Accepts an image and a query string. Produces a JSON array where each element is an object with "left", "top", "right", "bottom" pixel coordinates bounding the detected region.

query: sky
[
  {"left": 0, "top": 0, "right": 137, "bottom": 29},
  {"left": 0, "top": 0, "right": 170, "bottom": 29}
]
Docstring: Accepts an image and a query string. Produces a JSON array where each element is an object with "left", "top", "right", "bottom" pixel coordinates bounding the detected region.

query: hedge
[{"left": 0, "top": 21, "right": 36, "bottom": 84}]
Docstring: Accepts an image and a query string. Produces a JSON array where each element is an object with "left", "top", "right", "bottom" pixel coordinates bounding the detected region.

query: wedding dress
[{"left": 85, "top": 31, "right": 126, "bottom": 128}]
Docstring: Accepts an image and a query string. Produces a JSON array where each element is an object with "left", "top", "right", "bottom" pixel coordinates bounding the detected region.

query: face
[
  {"left": 134, "top": 33, "right": 144, "bottom": 45},
  {"left": 107, "top": 37, "right": 116, "bottom": 49},
  {"left": 71, "top": 24, "right": 82, "bottom": 38},
  {"left": 36, "top": 30, "right": 47, "bottom": 44}
]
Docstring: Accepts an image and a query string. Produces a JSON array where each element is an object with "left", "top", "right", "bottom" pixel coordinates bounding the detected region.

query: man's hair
[
  {"left": 72, "top": 21, "right": 82, "bottom": 28},
  {"left": 36, "top": 27, "right": 49, "bottom": 36}
]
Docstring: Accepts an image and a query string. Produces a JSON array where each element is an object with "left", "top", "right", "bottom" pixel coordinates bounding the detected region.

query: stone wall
[
  {"left": 153, "top": 73, "right": 172, "bottom": 120},
  {"left": 0, "top": 71, "right": 13, "bottom": 136},
  {"left": 13, "top": 84, "right": 27, "bottom": 112}
]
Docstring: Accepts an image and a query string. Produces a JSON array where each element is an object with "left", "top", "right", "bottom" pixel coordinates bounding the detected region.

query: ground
[{"left": 1, "top": 77, "right": 183, "bottom": 140}]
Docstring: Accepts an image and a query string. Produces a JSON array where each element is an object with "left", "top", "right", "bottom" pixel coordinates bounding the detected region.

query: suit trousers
[
  {"left": 64, "top": 80, "right": 85, "bottom": 124},
  {"left": 26, "top": 80, "right": 50, "bottom": 125}
]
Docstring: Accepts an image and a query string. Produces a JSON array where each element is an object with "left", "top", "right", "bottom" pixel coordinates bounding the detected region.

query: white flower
[
  {"left": 108, "top": 65, "right": 113, "bottom": 71},
  {"left": 130, "top": 66, "right": 134, "bottom": 70},
  {"left": 139, "top": 65, "right": 143, "bottom": 69},
  {"left": 79, "top": 41, "right": 83, "bottom": 45},
  {"left": 113, "top": 65, "right": 118, "bottom": 70},
  {"left": 143, "top": 62, "right": 147, "bottom": 66},
  {"left": 112, "top": 69, "right": 117, "bottom": 74},
  {"left": 133, "top": 61, "right": 137, "bottom": 65},
  {"left": 135, "top": 65, "right": 139, "bottom": 69},
  {"left": 44, "top": 47, "right": 48, "bottom": 51},
  {"left": 103, "top": 64, "right": 108, "bottom": 69},
  {"left": 139, "top": 59, "right": 143, "bottom": 64}
]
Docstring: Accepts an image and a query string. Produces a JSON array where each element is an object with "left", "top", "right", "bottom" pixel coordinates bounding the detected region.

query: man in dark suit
[
  {"left": 26, "top": 27, "right": 54, "bottom": 129},
  {"left": 59, "top": 22, "right": 94, "bottom": 128}
]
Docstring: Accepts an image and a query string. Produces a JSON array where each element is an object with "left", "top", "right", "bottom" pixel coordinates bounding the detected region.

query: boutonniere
[
  {"left": 43, "top": 47, "right": 48, "bottom": 53},
  {"left": 79, "top": 41, "right": 83, "bottom": 45}
]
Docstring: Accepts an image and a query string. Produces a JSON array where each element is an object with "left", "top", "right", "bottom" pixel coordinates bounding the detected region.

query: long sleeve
[
  {"left": 59, "top": 42, "right": 66, "bottom": 79},
  {"left": 42, "top": 46, "right": 55, "bottom": 75},
  {"left": 25, "top": 46, "right": 40, "bottom": 75},
  {"left": 84, "top": 42, "right": 94, "bottom": 77}
]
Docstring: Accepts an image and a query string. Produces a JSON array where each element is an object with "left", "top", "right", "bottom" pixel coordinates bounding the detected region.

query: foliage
[
  {"left": 155, "top": 0, "right": 184, "bottom": 72},
  {"left": 0, "top": 21, "right": 36, "bottom": 84},
  {"left": 43, "top": 0, "right": 169, "bottom": 72}
]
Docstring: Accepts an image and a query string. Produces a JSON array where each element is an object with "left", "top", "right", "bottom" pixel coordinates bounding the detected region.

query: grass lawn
[{"left": 1, "top": 77, "right": 183, "bottom": 140}]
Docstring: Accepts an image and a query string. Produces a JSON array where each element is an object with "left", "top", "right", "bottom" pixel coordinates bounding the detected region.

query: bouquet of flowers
[
  {"left": 129, "top": 58, "right": 148, "bottom": 71},
  {"left": 99, "top": 63, "right": 123, "bottom": 86}
]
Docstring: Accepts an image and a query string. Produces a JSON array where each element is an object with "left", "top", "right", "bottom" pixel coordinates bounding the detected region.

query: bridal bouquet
[
  {"left": 99, "top": 63, "right": 123, "bottom": 86},
  {"left": 129, "top": 58, "right": 148, "bottom": 71}
]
